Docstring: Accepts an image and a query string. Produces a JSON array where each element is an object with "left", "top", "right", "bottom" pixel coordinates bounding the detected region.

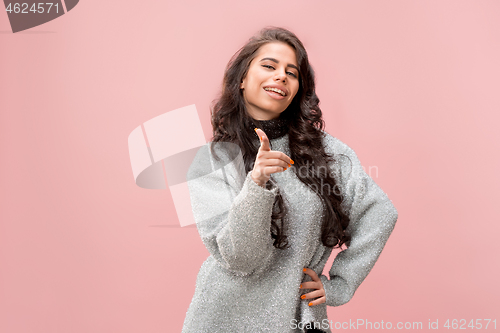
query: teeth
[{"left": 264, "top": 87, "right": 285, "bottom": 96}]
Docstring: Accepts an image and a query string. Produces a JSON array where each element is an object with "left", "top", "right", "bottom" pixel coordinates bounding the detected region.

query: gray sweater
[{"left": 182, "top": 129, "right": 398, "bottom": 333}]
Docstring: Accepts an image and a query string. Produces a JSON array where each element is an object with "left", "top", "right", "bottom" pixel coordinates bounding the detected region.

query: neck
[{"left": 247, "top": 115, "right": 290, "bottom": 140}]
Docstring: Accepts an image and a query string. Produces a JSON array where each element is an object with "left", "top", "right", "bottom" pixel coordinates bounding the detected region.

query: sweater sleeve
[
  {"left": 186, "top": 142, "right": 279, "bottom": 277},
  {"left": 318, "top": 132, "right": 399, "bottom": 307}
]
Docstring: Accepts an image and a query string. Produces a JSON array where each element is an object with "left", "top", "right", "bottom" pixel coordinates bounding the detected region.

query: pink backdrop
[{"left": 1, "top": 0, "right": 499, "bottom": 332}]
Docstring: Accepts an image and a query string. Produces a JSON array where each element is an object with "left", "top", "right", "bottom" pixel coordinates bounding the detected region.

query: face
[{"left": 240, "top": 42, "right": 300, "bottom": 120}]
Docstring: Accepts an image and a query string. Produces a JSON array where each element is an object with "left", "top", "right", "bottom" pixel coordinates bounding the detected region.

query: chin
[
  {"left": 262, "top": 104, "right": 287, "bottom": 115},
  {"left": 264, "top": 109, "right": 284, "bottom": 117}
]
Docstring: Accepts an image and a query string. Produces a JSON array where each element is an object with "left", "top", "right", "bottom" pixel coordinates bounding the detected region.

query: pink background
[{"left": 1, "top": 0, "right": 499, "bottom": 332}]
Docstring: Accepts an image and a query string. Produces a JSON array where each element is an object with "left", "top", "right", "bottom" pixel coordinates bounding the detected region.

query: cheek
[{"left": 249, "top": 82, "right": 262, "bottom": 97}]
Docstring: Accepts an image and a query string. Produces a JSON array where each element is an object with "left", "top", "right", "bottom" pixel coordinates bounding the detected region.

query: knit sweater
[{"left": 181, "top": 125, "right": 398, "bottom": 333}]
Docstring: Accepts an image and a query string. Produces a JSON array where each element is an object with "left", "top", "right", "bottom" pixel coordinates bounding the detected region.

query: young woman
[{"left": 182, "top": 26, "right": 398, "bottom": 333}]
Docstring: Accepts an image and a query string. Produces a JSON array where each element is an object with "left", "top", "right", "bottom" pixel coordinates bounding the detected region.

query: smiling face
[{"left": 240, "top": 42, "right": 300, "bottom": 120}]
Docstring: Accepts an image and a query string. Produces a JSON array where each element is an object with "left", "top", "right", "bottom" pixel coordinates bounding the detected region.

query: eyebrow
[{"left": 259, "top": 57, "right": 299, "bottom": 72}]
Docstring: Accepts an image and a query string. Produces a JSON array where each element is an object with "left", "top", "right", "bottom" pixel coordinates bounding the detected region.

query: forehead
[{"left": 252, "top": 42, "right": 298, "bottom": 66}]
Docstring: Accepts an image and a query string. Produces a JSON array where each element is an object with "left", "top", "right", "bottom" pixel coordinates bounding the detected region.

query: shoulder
[
  {"left": 318, "top": 129, "right": 359, "bottom": 166},
  {"left": 318, "top": 129, "right": 369, "bottom": 191}
]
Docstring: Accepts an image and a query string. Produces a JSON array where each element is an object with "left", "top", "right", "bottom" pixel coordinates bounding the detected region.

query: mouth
[
  {"left": 264, "top": 88, "right": 286, "bottom": 100},
  {"left": 263, "top": 87, "right": 287, "bottom": 97}
]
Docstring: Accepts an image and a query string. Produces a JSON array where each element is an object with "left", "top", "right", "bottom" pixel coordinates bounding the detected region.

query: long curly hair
[{"left": 209, "top": 26, "right": 351, "bottom": 250}]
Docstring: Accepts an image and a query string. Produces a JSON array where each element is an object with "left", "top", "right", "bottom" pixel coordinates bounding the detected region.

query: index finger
[
  {"left": 254, "top": 128, "right": 271, "bottom": 152},
  {"left": 254, "top": 128, "right": 294, "bottom": 165}
]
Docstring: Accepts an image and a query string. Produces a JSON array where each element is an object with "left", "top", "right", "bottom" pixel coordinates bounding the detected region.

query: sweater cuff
[
  {"left": 244, "top": 170, "right": 279, "bottom": 196},
  {"left": 319, "top": 274, "right": 352, "bottom": 307}
]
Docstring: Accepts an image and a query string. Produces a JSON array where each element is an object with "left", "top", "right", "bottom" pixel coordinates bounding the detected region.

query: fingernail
[
  {"left": 288, "top": 164, "right": 291, "bottom": 168},
  {"left": 254, "top": 128, "right": 258, "bottom": 132},
  {"left": 308, "top": 302, "right": 313, "bottom": 306},
  {"left": 290, "top": 159, "right": 294, "bottom": 164},
  {"left": 284, "top": 167, "right": 287, "bottom": 171},
  {"left": 299, "top": 284, "right": 302, "bottom": 288},
  {"left": 300, "top": 295, "right": 306, "bottom": 299},
  {"left": 303, "top": 268, "right": 307, "bottom": 272}
]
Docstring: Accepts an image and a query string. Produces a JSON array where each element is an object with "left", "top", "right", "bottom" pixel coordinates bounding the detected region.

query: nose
[{"left": 274, "top": 72, "right": 287, "bottom": 82}]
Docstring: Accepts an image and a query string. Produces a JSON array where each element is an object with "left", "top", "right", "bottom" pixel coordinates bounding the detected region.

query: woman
[{"left": 182, "top": 26, "right": 398, "bottom": 333}]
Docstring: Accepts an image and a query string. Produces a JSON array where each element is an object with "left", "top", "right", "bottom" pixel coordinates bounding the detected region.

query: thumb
[{"left": 254, "top": 128, "right": 270, "bottom": 151}]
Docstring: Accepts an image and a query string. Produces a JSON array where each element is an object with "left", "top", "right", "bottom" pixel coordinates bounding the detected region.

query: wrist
[{"left": 251, "top": 174, "right": 266, "bottom": 188}]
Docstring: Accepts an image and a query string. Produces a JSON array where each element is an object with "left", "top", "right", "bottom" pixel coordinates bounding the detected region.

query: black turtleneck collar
[{"left": 247, "top": 115, "right": 290, "bottom": 140}]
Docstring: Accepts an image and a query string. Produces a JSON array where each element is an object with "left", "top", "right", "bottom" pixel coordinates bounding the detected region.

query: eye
[{"left": 262, "top": 64, "right": 298, "bottom": 78}]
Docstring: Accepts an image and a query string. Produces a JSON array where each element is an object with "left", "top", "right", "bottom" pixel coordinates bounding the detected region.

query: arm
[
  {"left": 319, "top": 133, "right": 399, "bottom": 306},
  {"left": 186, "top": 142, "right": 278, "bottom": 277}
]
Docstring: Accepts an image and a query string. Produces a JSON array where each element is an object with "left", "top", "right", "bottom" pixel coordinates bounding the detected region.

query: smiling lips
[
  {"left": 263, "top": 85, "right": 288, "bottom": 101},
  {"left": 264, "top": 89, "right": 286, "bottom": 100},
  {"left": 264, "top": 87, "right": 287, "bottom": 96}
]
